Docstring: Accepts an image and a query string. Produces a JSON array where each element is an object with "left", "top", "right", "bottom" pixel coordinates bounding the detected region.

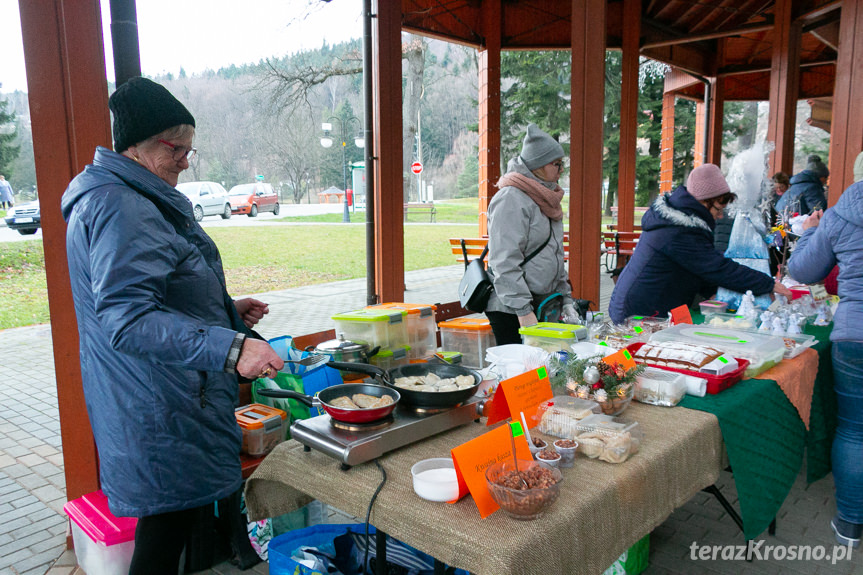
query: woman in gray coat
[
  {"left": 788, "top": 182, "right": 863, "bottom": 548},
  {"left": 485, "top": 124, "right": 577, "bottom": 344},
  {"left": 61, "top": 78, "right": 283, "bottom": 572}
]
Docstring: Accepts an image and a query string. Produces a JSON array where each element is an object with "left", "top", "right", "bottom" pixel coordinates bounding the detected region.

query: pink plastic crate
[{"left": 64, "top": 490, "right": 137, "bottom": 574}]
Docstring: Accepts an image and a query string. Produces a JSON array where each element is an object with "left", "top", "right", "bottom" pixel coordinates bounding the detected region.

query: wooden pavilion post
[
  {"left": 617, "top": 0, "right": 641, "bottom": 233},
  {"left": 569, "top": 0, "right": 606, "bottom": 308},
  {"left": 477, "top": 0, "right": 502, "bottom": 237},
  {"left": 373, "top": 0, "right": 405, "bottom": 302},
  {"left": 767, "top": 0, "right": 801, "bottom": 176},
  {"left": 659, "top": 92, "right": 676, "bottom": 193},
  {"left": 828, "top": 0, "right": 863, "bottom": 203},
  {"left": 694, "top": 100, "right": 706, "bottom": 168},
  {"left": 706, "top": 78, "right": 725, "bottom": 165},
  {"left": 18, "top": 0, "right": 110, "bottom": 513}
]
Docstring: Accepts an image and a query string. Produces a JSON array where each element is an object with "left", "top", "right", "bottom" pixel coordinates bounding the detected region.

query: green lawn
[{"left": 277, "top": 198, "right": 482, "bottom": 224}]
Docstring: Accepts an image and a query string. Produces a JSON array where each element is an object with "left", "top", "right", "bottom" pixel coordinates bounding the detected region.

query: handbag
[
  {"left": 532, "top": 293, "right": 564, "bottom": 323},
  {"left": 458, "top": 241, "right": 493, "bottom": 312}
]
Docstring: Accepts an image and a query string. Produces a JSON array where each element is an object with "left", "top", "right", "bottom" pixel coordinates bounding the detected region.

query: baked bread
[{"left": 634, "top": 341, "right": 723, "bottom": 370}]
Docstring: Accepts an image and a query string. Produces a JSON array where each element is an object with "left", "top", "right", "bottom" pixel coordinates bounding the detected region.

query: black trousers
[
  {"left": 486, "top": 310, "right": 522, "bottom": 346},
  {"left": 129, "top": 504, "right": 210, "bottom": 575}
]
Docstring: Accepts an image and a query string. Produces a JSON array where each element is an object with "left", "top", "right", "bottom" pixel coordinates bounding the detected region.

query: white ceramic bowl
[{"left": 411, "top": 458, "right": 459, "bottom": 502}]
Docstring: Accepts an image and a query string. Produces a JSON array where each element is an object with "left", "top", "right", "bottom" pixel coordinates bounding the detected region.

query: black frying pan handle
[
  {"left": 255, "top": 388, "right": 314, "bottom": 408},
  {"left": 326, "top": 361, "right": 386, "bottom": 379}
]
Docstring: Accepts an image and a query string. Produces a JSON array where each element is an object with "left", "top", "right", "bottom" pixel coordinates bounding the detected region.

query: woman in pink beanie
[{"left": 609, "top": 163, "right": 791, "bottom": 322}]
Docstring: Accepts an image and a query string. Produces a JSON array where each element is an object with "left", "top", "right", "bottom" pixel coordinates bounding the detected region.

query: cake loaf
[{"left": 634, "top": 341, "right": 723, "bottom": 370}]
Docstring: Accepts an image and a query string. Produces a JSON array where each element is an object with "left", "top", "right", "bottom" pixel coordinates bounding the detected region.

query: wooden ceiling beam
[
  {"left": 707, "top": 0, "right": 773, "bottom": 32},
  {"left": 642, "top": 18, "right": 774, "bottom": 49},
  {"left": 718, "top": 58, "right": 836, "bottom": 77},
  {"left": 796, "top": 0, "right": 841, "bottom": 23}
]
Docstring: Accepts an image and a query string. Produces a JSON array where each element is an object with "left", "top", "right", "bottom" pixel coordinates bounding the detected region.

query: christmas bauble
[{"left": 583, "top": 366, "right": 600, "bottom": 385}]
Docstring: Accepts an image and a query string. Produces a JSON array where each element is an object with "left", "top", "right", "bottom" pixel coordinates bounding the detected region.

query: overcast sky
[{"left": 0, "top": 0, "right": 362, "bottom": 93}]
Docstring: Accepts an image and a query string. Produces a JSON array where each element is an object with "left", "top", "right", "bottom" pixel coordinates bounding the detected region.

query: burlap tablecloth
[{"left": 245, "top": 403, "right": 723, "bottom": 575}]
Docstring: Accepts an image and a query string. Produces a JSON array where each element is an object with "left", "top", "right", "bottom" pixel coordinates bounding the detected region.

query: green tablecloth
[{"left": 678, "top": 318, "right": 836, "bottom": 539}]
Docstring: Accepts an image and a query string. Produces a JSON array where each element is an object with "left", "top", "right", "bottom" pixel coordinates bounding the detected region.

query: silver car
[{"left": 176, "top": 181, "right": 232, "bottom": 221}]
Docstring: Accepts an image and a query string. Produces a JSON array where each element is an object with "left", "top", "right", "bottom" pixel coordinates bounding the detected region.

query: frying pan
[
  {"left": 326, "top": 361, "right": 481, "bottom": 410},
  {"left": 255, "top": 383, "right": 400, "bottom": 424}
]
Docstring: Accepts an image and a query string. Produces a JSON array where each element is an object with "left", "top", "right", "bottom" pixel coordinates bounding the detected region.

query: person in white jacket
[{"left": 484, "top": 124, "right": 577, "bottom": 344}]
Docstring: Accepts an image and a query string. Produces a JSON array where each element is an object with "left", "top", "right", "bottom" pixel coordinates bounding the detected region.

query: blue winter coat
[
  {"left": 775, "top": 170, "right": 827, "bottom": 215},
  {"left": 608, "top": 186, "right": 775, "bottom": 323},
  {"left": 61, "top": 147, "right": 243, "bottom": 518},
  {"left": 788, "top": 181, "right": 863, "bottom": 342}
]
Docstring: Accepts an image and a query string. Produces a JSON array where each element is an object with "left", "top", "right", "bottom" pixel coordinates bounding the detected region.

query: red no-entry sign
[{"left": 411, "top": 161, "right": 423, "bottom": 175}]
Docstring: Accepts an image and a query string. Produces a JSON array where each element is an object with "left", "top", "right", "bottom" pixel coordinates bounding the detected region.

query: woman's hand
[
  {"left": 235, "top": 298, "right": 269, "bottom": 328},
  {"left": 236, "top": 338, "right": 284, "bottom": 380},
  {"left": 773, "top": 282, "right": 793, "bottom": 298},
  {"left": 518, "top": 312, "right": 538, "bottom": 327},
  {"left": 802, "top": 209, "right": 823, "bottom": 230}
]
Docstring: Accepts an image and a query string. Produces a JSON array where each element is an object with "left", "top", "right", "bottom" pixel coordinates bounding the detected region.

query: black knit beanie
[{"left": 109, "top": 77, "right": 195, "bottom": 153}]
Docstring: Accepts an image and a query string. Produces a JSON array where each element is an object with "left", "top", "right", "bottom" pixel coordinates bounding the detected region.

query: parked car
[
  {"left": 228, "top": 182, "right": 280, "bottom": 217},
  {"left": 4, "top": 201, "right": 40, "bottom": 235},
  {"left": 176, "top": 181, "right": 232, "bottom": 221}
]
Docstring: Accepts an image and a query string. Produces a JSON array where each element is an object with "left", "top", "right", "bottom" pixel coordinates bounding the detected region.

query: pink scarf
[{"left": 496, "top": 173, "right": 564, "bottom": 221}]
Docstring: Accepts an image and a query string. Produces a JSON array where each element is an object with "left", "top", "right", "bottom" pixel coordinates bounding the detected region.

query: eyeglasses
[
  {"left": 552, "top": 161, "right": 565, "bottom": 172},
  {"left": 157, "top": 139, "right": 197, "bottom": 162}
]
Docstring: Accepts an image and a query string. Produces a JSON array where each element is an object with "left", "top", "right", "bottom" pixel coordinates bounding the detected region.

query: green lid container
[
  {"left": 518, "top": 322, "right": 586, "bottom": 339},
  {"left": 331, "top": 309, "right": 407, "bottom": 324}
]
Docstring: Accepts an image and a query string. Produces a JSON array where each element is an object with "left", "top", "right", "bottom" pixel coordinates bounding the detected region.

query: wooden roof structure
[{"left": 14, "top": 1, "right": 863, "bottom": 548}]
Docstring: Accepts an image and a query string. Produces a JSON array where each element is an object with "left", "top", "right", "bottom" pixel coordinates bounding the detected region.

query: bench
[
  {"left": 404, "top": 203, "right": 437, "bottom": 222},
  {"left": 601, "top": 230, "right": 641, "bottom": 272},
  {"left": 449, "top": 235, "right": 570, "bottom": 263}
]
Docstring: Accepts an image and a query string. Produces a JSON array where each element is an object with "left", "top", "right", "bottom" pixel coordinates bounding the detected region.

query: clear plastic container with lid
[
  {"left": 235, "top": 404, "right": 288, "bottom": 456},
  {"left": 64, "top": 490, "right": 138, "bottom": 575},
  {"left": 635, "top": 367, "right": 687, "bottom": 406},
  {"left": 331, "top": 308, "right": 409, "bottom": 350},
  {"left": 648, "top": 324, "right": 786, "bottom": 377},
  {"left": 569, "top": 414, "right": 643, "bottom": 464},
  {"left": 366, "top": 303, "right": 437, "bottom": 359},
  {"left": 438, "top": 317, "right": 495, "bottom": 368},
  {"left": 369, "top": 346, "right": 411, "bottom": 370},
  {"left": 518, "top": 322, "right": 588, "bottom": 353},
  {"left": 536, "top": 396, "right": 602, "bottom": 438}
]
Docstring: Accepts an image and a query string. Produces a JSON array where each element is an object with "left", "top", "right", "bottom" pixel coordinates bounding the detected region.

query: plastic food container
[
  {"left": 332, "top": 308, "right": 409, "bottom": 350},
  {"left": 624, "top": 315, "right": 670, "bottom": 336},
  {"left": 519, "top": 322, "right": 587, "bottom": 353},
  {"left": 648, "top": 324, "right": 785, "bottom": 378},
  {"left": 411, "top": 458, "right": 459, "bottom": 502},
  {"left": 628, "top": 342, "right": 748, "bottom": 394},
  {"left": 485, "top": 459, "right": 562, "bottom": 520},
  {"left": 367, "top": 303, "right": 437, "bottom": 360},
  {"left": 703, "top": 312, "right": 757, "bottom": 330},
  {"left": 635, "top": 367, "right": 687, "bottom": 406},
  {"left": 552, "top": 439, "right": 578, "bottom": 468},
  {"left": 235, "top": 404, "right": 288, "bottom": 456},
  {"left": 536, "top": 396, "right": 602, "bottom": 438},
  {"left": 535, "top": 449, "right": 561, "bottom": 467},
  {"left": 569, "top": 414, "right": 643, "bottom": 464},
  {"left": 699, "top": 300, "right": 729, "bottom": 315},
  {"left": 369, "top": 346, "right": 411, "bottom": 370},
  {"left": 64, "top": 490, "right": 138, "bottom": 575},
  {"left": 438, "top": 317, "right": 496, "bottom": 368}
]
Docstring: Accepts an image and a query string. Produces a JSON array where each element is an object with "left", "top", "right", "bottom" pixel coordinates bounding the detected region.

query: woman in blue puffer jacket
[
  {"left": 788, "top": 182, "right": 863, "bottom": 549},
  {"left": 61, "top": 78, "right": 283, "bottom": 573},
  {"left": 609, "top": 164, "right": 789, "bottom": 323}
]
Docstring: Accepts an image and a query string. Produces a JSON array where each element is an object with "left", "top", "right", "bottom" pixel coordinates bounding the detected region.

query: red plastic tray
[{"left": 627, "top": 342, "right": 749, "bottom": 395}]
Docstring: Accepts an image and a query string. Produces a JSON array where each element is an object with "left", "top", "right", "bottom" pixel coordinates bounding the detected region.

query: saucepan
[
  {"left": 326, "top": 362, "right": 481, "bottom": 410},
  {"left": 255, "top": 383, "right": 400, "bottom": 424}
]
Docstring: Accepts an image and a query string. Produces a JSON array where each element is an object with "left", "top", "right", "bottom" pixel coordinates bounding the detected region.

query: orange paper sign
[
  {"left": 485, "top": 367, "right": 553, "bottom": 427},
  {"left": 450, "top": 422, "right": 533, "bottom": 517},
  {"left": 601, "top": 347, "right": 636, "bottom": 371},
  {"left": 670, "top": 304, "right": 693, "bottom": 325}
]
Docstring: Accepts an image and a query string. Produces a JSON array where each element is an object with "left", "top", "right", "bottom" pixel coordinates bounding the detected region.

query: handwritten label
[
  {"left": 670, "top": 304, "right": 693, "bottom": 325},
  {"left": 485, "top": 367, "right": 553, "bottom": 427},
  {"left": 450, "top": 423, "right": 533, "bottom": 517},
  {"left": 601, "top": 347, "right": 636, "bottom": 371}
]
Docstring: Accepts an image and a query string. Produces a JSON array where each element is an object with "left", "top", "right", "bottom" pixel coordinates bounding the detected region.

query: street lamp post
[{"left": 321, "top": 116, "right": 364, "bottom": 223}]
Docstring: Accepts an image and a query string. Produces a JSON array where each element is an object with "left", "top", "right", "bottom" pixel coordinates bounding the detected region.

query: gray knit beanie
[
  {"left": 520, "top": 124, "right": 565, "bottom": 171},
  {"left": 109, "top": 77, "right": 195, "bottom": 153},
  {"left": 806, "top": 154, "right": 829, "bottom": 179}
]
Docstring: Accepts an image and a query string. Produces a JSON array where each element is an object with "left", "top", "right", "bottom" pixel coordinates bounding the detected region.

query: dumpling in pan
[
  {"left": 329, "top": 396, "right": 359, "bottom": 409},
  {"left": 352, "top": 393, "right": 386, "bottom": 408}
]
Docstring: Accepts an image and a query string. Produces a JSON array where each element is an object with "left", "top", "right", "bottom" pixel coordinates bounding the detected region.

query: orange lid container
[
  {"left": 235, "top": 403, "right": 287, "bottom": 430},
  {"left": 438, "top": 317, "right": 491, "bottom": 331},
  {"left": 368, "top": 302, "right": 437, "bottom": 316}
]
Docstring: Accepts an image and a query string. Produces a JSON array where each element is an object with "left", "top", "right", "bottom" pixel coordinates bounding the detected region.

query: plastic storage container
[
  {"left": 438, "top": 317, "right": 496, "bottom": 368},
  {"left": 235, "top": 404, "right": 288, "bottom": 456},
  {"left": 648, "top": 324, "right": 785, "bottom": 378},
  {"left": 624, "top": 315, "right": 670, "bottom": 336},
  {"left": 703, "top": 312, "right": 757, "bottom": 329},
  {"left": 628, "top": 341, "right": 749, "bottom": 394},
  {"left": 699, "top": 300, "right": 729, "bottom": 315},
  {"left": 536, "top": 396, "right": 602, "bottom": 438},
  {"left": 635, "top": 367, "right": 687, "bottom": 406},
  {"left": 331, "top": 308, "right": 409, "bottom": 350},
  {"left": 369, "top": 346, "right": 411, "bottom": 370},
  {"left": 64, "top": 490, "right": 138, "bottom": 575},
  {"left": 569, "top": 414, "right": 643, "bottom": 464},
  {"left": 519, "top": 322, "right": 588, "bottom": 353},
  {"left": 367, "top": 303, "right": 437, "bottom": 360}
]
